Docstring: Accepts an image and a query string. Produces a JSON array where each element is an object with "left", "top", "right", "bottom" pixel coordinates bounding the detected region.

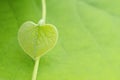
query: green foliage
[
  {"left": 0, "top": 0, "right": 120, "bottom": 80},
  {"left": 18, "top": 21, "right": 58, "bottom": 60}
]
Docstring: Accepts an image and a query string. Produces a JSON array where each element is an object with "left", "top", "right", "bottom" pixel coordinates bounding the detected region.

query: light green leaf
[
  {"left": 18, "top": 21, "right": 58, "bottom": 60},
  {"left": 0, "top": 0, "right": 120, "bottom": 80}
]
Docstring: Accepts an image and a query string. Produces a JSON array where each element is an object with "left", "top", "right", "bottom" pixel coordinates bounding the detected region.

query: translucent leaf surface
[{"left": 18, "top": 21, "right": 58, "bottom": 60}]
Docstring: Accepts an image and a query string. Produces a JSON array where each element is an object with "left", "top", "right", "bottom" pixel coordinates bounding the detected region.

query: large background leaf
[{"left": 0, "top": 0, "right": 120, "bottom": 80}]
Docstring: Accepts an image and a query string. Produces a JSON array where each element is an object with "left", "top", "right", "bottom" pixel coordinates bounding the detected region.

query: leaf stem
[
  {"left": 32, "top": 0, "right": 47, "bottom": 80},
  {"left": 32, "top": 58, "right": 40, "bottom": 80},
  {"left": 41, "top": 0, "right": 46, "bottom": 24},
  {"left": 38, "top": 0, "right": 46, "bottom": 25}
]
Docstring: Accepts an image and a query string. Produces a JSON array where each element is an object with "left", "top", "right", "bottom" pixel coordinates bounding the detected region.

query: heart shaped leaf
[{"left": 18, "top": 21, "right": 58, "bottom": 60}]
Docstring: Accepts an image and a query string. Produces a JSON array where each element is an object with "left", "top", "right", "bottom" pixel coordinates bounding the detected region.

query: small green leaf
[{"left": 18, "top": 21, "right": 58, "bottom": 60}]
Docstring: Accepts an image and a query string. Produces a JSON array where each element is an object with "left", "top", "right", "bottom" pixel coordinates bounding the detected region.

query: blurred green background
[{"left": 0, "top": 0, "right": 120, "bottom": 80}]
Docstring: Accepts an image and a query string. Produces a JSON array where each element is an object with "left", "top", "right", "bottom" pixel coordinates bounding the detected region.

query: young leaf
[{"left": 18, "top": 21, "right": 58, "bottom": 60}]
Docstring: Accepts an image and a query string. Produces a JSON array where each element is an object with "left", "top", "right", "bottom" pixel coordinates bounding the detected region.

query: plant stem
[
  {"left": 32, "top": 0, "right": 46, "bottom": 80},
  {"left": 42, "top": 0, "right": 46, "bottom": 24},
  {"left": 32, "top": 58, "right": 40, "bottom": 80}
]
